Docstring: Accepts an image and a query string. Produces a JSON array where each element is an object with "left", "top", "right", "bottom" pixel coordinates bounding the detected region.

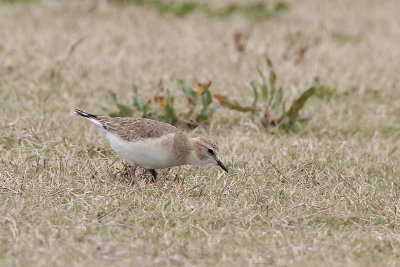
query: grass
[
  {"left": 109, "top": 0, "right": 290, "bottom": 20},
  {"left": 1, "top": 0, "right": 400, "bottom": 266}
]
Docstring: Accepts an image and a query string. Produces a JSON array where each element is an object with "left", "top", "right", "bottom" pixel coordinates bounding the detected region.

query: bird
[{"left": 74, "top": 109, "right": 228, "bottom": 188}]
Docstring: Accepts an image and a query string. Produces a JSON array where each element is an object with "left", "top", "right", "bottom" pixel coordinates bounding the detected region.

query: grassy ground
[{"left": 1, "top": 0, "right": 400, "bottom": 265}]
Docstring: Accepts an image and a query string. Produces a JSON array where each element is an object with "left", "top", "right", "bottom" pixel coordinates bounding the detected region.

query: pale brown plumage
[
  {"left": 75, "top": 109, "right": 228, "bottom": 188},
  {"left": 75, "top": 110, "right": 192, "bottom": 164},
  {"left": 96, "top": 116, "right": 181, "bottom": 141}
]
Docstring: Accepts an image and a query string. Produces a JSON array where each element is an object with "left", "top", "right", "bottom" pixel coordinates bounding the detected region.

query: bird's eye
[{"left": 207, "top": 148, "right": 214, "bottom": 155}]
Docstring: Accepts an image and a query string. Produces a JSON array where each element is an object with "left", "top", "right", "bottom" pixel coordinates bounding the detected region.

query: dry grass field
[{"left": 1, "top": 0, "right": 400, "bottom": 265}]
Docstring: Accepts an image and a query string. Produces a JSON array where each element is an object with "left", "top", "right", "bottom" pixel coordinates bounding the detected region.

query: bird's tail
[
  {"left": 75, "top": 109, "right": 98, "bottom": 119},
  {"left": 74, "top": 109, "right": 105, "bottom": 130}
]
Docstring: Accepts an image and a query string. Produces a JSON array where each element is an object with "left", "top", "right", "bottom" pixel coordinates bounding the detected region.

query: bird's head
[{"left": 187, "top": 137, "right": 228, "bottom": 173}]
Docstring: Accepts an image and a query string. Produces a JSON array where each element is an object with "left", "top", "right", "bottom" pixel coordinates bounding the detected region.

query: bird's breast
[{"left": 106, "top": 133, "right": 178, "bottom": 169}]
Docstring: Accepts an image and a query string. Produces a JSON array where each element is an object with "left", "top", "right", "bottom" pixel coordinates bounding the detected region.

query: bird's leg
[
  {"left": 149, "top": 169, "right": 157, "bottom": 183},
  {"left": 173, "top": 167, "right": 181, "bottom": 182},
  {"left": 129, "top": 166, "right": 142, "bottom": 190}
]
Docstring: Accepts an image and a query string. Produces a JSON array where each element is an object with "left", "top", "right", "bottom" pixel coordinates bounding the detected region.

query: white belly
[{"left": 105, "top": 132, "right": 174, "bottom": 169}]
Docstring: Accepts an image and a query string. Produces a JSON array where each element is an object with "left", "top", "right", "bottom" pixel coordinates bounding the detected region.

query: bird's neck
[{"left": 184, "top": 138, "right": 202, "bottom": 166}]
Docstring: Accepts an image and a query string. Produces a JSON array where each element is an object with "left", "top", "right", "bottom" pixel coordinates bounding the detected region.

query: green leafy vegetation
[
  {"left": 105, "top": 60, "right": 316, "bottom": 132},
  {"left": 214, "top": 60, "right": 316, "bottom": 132},
  {"left": 313, "top": 78, "right": 360, "bottom": 101},
  {"left": 104, "top": 81, "right": 217, "bottom": 127},
  {"left": 110, "top": 0, "right": 290, "bottom": 20},
  {"left": 0, "top": 0, "right": 35, "bottom": 3},
  {"left": 313, "top": 77, "right": 339, "bottom": 100}
]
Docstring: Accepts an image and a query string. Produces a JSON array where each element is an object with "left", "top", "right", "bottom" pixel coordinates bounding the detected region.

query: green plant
[
  {"left": 313, "top": 77, "right": 339, "bottom": 100},
  {"left": 132, "top": 83, "right": 162, "bottom": 121},
  {"left": 0, "top": 0, "right": 36, "bottom": 3},
  {"left": 105, "top": 60, "right": 316, "bottom": 132},
  {"left": 164, "top": 89, "right": 178, "bottom": 125},
  {"left": 213, "top": 59, "right": 316, "bottom": 132},
  {"left": 196, "top": 82, "right": 216, "bottom": 124},
  {"left": 110, "top": 0, "right": 290, "bottom": 21},
  {"left": 104, "top": 81, "right": 217, "bottom": 127}
]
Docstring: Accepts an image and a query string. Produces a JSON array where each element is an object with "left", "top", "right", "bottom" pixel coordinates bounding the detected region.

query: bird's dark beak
[{"left": 217, "top": 160, "right": 228, "bottom": 173}]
